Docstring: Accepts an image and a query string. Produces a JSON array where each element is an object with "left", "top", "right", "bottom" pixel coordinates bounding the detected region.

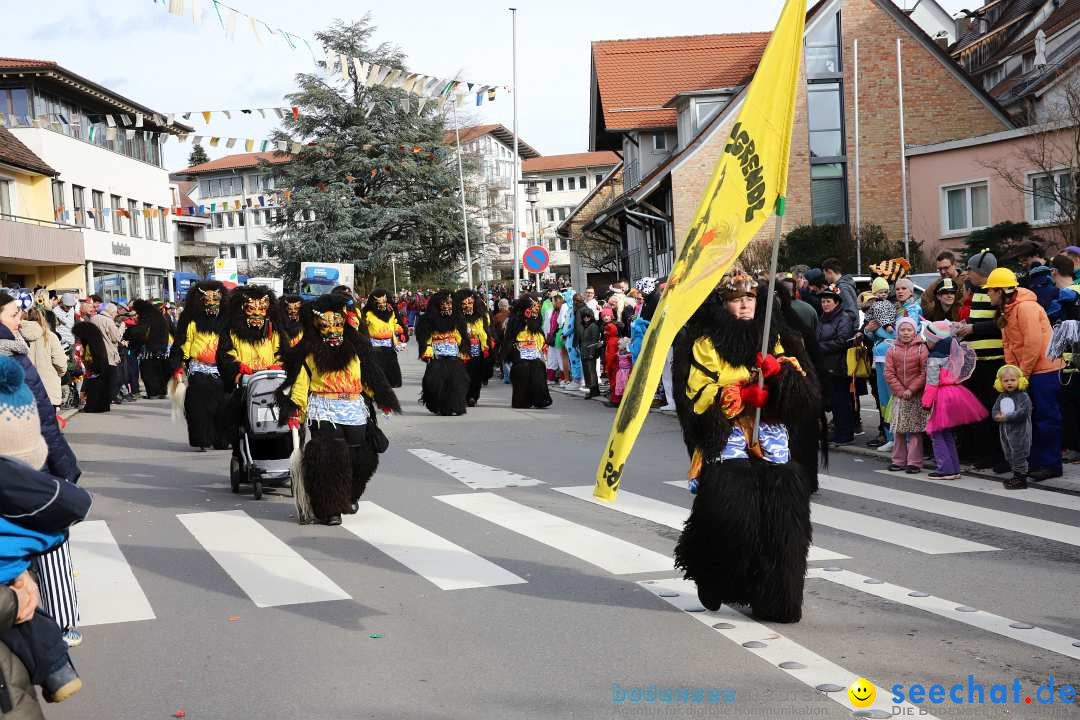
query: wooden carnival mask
[
  {"left": 243, "top": 295, "right": 270, "bottom": 328},
  {"left": 314, "top": 310, "right": 346, "bottom": 346}
]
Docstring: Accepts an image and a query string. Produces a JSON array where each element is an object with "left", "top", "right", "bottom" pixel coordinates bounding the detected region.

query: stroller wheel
[
  {"left": 252, "top": 478, "right": 263, "bottom": 500},
  {"left": 229, "top": 456, "right": 242, "bottom": 494}
]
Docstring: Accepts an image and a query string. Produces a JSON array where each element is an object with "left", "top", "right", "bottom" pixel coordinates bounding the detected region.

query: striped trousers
[{"left": 32, "top": 540, "right": 79, "bottom": 631}]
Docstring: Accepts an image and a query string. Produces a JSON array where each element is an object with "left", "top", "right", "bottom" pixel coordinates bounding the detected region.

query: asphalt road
[{"left": 47, "top": 353, "right": 1080, "bottom": 720}]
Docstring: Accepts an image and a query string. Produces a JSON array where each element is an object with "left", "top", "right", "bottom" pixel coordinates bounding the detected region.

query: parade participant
[
  {"left": 672, "top": 272, "right": 819, "bottom": 623},
  {"left": 363, "top": 288, "right": 406, "bottom": 388},
  {"left": 503, "top": 295, "right": 553, "bottom": 410},
  {"left": 454, "top": 288, "right": 492, "bottom": 407},
  {"left": 216, "top": 285, "right": 283, "bottom": 462},
  {"left": 72, "top": 321, "right": 110, "bottom": 413},
  {"left": 169, "top": 281, "right": 230, "bottom": 451},
  {"left": 278, "top": 294, "right": 305, "bottom": 348},
  {"left": 130, "top": 300, "right": 171, "bottom": 399},
  {"left": 415, "top": 290, "right": 470, "bottom": 416},
  {"left": 281, "top": 295, "right": 400, "bottom": 526}
]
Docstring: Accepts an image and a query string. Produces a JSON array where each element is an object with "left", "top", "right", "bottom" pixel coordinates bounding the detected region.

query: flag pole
[
  {"left": 752, "top": 197, "right": 785, "bottom": 444},
  {"left": 451, "top": 100, "right": 473, "bottom": 287}
]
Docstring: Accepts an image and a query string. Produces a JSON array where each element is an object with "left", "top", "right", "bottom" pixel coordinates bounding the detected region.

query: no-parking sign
[{"left": 522, "top": 245, "right": 550, "bottom": 274}]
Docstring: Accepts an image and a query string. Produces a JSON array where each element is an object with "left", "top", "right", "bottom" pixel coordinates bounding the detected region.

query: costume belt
[{"left": 313, "top": 392, "right": 363, "bottom": 400}]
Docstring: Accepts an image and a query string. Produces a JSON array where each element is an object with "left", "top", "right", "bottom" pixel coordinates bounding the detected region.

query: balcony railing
[
  {"left": 623, "top": 159, "right": 641, "bottom": 193},
  {"left": 0, "top": 213, "right": 85, "bottom": 265}
]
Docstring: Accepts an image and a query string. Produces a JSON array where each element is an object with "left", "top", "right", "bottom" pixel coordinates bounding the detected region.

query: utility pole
[{"left": 510, "top": 7, "right": 520, "bottom": 298}]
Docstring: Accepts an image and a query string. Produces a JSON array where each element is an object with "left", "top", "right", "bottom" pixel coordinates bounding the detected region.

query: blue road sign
[{"left": 522, "top": 245, "right": 550, "bottom": 274}]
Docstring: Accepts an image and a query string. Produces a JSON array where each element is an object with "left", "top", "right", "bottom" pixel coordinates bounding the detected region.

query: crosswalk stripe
[
  {"left": 435, "top": 492, "right": 674, "bottom": 575},
  {"left": 809, "top": 503, "right": 998, "bottom": 555},
  {"left": 641, "top": 578, "right": 940, "bottom": 719},
  {"left": 807, "top": 568, "right": 1080, "bottom": 662},
  {"left": 571, "top": 485, "right": 850, "bottom": 562},
  {"left": 341, "top": 503, "right": 527, "bottom": 590},
  {"left": 69, "top": 521, "right": 155, "bottom": 627},
  {"left": 409, "top": 449, "right": 544, "bottom": 489},
  {"left": 820, "top": 474, "right": 1080, "bottom": 548},
  {"left": 177, "top": 510, "right": 350, "bottom": 608},
  {"left": 873, "top": 469, "right": 1080, "bottom": 513}
]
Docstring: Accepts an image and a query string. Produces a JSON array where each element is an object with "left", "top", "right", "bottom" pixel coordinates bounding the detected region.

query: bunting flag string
[{"left": 151, "top": 0, "right": 510, "bottom": 105}]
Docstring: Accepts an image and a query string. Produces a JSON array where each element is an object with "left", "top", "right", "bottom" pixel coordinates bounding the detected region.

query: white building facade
[
  {"left": 521, "top": 152, "right": 620, "bottom": 288},
  {"left": 1, "top": 57, "right": 189, "bottom": 301}
]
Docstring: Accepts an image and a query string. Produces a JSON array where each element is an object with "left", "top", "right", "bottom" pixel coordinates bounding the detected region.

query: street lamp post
[{"left": 524, "top": 180, "right": 540, "bottom": 291}]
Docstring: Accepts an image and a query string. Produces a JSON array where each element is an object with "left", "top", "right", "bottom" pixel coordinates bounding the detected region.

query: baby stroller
[{"left": 229, "top": 369, "right": 296, "bottom": 500}]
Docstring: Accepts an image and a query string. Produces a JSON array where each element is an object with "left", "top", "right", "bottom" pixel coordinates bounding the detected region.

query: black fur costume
[
  {"left": 132, "top": 299, "right": 171, "bottom": 398},
  {"left": 415, "top": 290, "right": 470, "bottom": 416},
  {"left": 454, "top": 288, "right": 491, "bottom": 406},
  {"left": 363, "top": 288, "right": 403, "bottom": 388},
  {"left": 169, "top": 281, "right": 230, "bottom": 449},
  {"left": 278, "top": 294, "right": 304, "bottom": 347},
  {"left": 671, "top": 283, "right": 823, "bottom": 623},
  {"left": 73, "top": 321, "right": 112, "bottom": 413},
  {"left": 503, "top": 295, "right": 552, "bottom": 409},
  {"left": 280, "top": 295, "right": 401, "bottom": 523}
]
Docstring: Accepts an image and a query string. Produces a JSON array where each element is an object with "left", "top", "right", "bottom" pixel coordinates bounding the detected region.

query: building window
[
  {"left": 111, "top": 194, "right": 123, "bottom": 234},
  {"left": 0, "top": 87, "right": 29, "bottom": 122},
  {"left": 128, "top": 199, "right": 140, "bottom": 236},
  {"left": 652, "top": 132, "right": 668, "bottom": 152},
  {"left": 213, "top": 213, "right": 224, "bottom": 229},
  {"left": 579, "top": 175, "right": 587, "bottom": 188},
  {"left": 557, "top": 207, "right": 567, "bottom": 221},
  {"left": 0, "top": 179, "right": 10, "bottom": 216},
  {"left": 811, "top": 164, "right": 848, "bottom": 225},
  {"left": 51, "top": 180, "right": 65, "bottom": 221},
  {"left": 546, "top": 208, "right": 555, "bottom": 222},
  {"left": 238, "top": 210, "right": 246, "bottom": 227},
  {"left": 208, "top": 179, "right": 221, "bottom": 197},
  {"left": 144, "top": 203, "right": 154, "bottom": 239},
  {"left": 544, "top": 180, "right": 553, "bottom": 192},
  {"left": 694, "top": 101, "right": 723, "bottom": 131},
  {"left": 92, "top": 191, "right": 105, "bottom": 230},
  {"left": 807, "top": 83, "right": 844, "bottom": 159},
  {"left": 1030, "top": 171, "right": 1073, "bottom": 223},
  {"left": 159, "top": 208, "right": 168, "bottom": 243},
  {"left": 227, "top": 212, "right": 235, "bottom": 228},
  {"left": 248, "top": 175, "right": 261, "bottom": 193},
  {"left": 71, "top": 186, "right": 85, "bottom": 227},
  {"left": 548, "top": 236, "right": 556, "bottom": 251},
  {"left": 264, "top": 209, "right": 273, "bottom": 224},
  {"left": 806, "top": 10, "right": 841, "bottom": 75},
  {"left": 253, "top": 210, "right": 263, "bottom": 226},
  {"left": 239, "top": 245, "right": 248, "bottom": 260},
  {"left": 229, "top": 245, "right": 237, "bottom": 259},
  {"left": 560, "top": 236, "right": 568, "bottom": 251},
  {"left": 595, "top": 173, "right": 604, "bottom": 186},
  {"left": 556, "top": 178, "right": 565, "bottom": 191},
  {"left": 943, "top": 181, "right": 989, "bottom": 233},
  {"left": 568, "top": 176, "right": 576, "bottom": 190}
]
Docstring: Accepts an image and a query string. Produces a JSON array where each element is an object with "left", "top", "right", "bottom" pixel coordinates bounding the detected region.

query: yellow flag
[{"left": 593, "top": 0, "right": 805, "bottom": 502}]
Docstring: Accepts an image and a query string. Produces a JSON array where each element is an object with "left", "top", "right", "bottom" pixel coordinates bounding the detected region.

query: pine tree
[
  {"left": 187, "top": 144, "right": 209, "bottom": 167},
  {"left": 266, "top": 17, "right": 479, "bottom": 292}
]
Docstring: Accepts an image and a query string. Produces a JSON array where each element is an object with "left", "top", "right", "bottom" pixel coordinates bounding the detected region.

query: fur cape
[
  {"left": 414, "top": 290, "right": 469, "bottom": 360},
  {"left": 278, "top": 294, "right": 304, "bottom": 342},
  {"left": 215, "top": 285, "right": 283, "bottom": 391},
  {"left": 132, "top": 299, "right": 171, "bottom": 350},
  {"left": 501, "top": 295, "right": 542, "bottom": 362},
  {"left": 278, "top": 294, "right": 401, "bottom": 419},
  {"left": 170, "top": 280, "right": 226, "bottom": 370},
  {"left": 72, "top": 321, "right": 108, "bottom": 374}
]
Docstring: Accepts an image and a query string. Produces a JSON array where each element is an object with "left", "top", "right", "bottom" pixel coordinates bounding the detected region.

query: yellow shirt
[
  {"left": 421, "top": 328, "right": 468, "bottom": 360},
  {"left": 465, "top": 317, "right": 489, "bottom": 359},
  {"left": 514, "top": 329, "right": 547, "bottom": 361},
  {"left": 288, "top": 356, "right": 368, "bottom": 421},
  {"left": 365, "top": 311, "right": 402, "bottom": 345},
  {"left": 226, "top": 332, "right": 281, "bottom": 371},
  {"left": 686, "top": 336, "right": 783, "bottom": 415},
  {"left": 182, "top": 324, "right": 219, "bottom": 365}
]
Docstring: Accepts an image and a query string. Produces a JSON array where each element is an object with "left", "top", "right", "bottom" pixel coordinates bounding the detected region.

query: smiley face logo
[{"left": 848, "top": 678, "right": 876, "bottom": 708}]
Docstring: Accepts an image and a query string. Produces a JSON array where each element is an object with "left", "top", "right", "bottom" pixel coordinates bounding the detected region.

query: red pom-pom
[
  {"left": 740, "top": 384, "right": 769, "bottom": 408},
  {"left": 757, "top": 353, "right": 781, "bottom": 378}
]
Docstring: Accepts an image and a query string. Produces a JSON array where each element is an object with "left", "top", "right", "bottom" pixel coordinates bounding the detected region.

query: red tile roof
[
  {"left": 0, "top": 127, "right": 57, "bottom": 176},
  {"left": 592, "top": 32, "right": 770, "bottom": 131},
  {"left": 442, "top": 123, "right": 541, "bottom": 158},
  {"left": 0, "top": 58, "right": 58, "bottom": 69},
  {"left": 522, "top": 151, "right": 620, "bottom": 173},
  {"left": 175, "top": 152, "right": 292, "bottom": 176}
]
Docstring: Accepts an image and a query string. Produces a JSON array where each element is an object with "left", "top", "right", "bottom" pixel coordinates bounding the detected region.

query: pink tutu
[{"left": 925, "top": 370, "right": 988, "bottom": 434}]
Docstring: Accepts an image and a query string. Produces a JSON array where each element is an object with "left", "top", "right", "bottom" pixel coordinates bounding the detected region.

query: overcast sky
[{"left": 1, "top": 0, "right": 972, "bottom": 170}]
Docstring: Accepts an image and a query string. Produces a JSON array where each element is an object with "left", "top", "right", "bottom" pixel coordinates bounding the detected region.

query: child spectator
[
  {"left": 884, "top": 317, "right": 929, "bottom": 473},
  {"left": 601, "top": 307, "right": 620, "bottom": 401},
  {"left": 578, "top": 308, "right": 601, "bottom": 399},
  {"left": 865, "top": 277, "right": 897, "bottom": 450},
  {"left": 611, "top": 337, "right": 633, "bottom": 407},
  {"left": 922, "top": 321, "right": 988, "bottom": 479},
  {"left": 993, "top": 365, "right": 1032, "bottom": 490}
]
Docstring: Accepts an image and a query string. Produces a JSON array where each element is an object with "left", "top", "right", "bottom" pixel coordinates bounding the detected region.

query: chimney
[{"left": 935, "top": 35, "right": 950, "bottom": 50}]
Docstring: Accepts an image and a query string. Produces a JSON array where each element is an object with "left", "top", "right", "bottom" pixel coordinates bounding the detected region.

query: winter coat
[
  {"left": 602, "top": 322, "right": 620, "bottom": 375},
  {"left": 0, "top": 588, "right": 45, "bottom": 720},
  {"left": 920, "top": 272, "right": 967, "bottom": 318},
  {"left": 836, "top": 273, "right": 859, "bottom": 327},
  {"left": 90, "top": 313, "right": 122, "bottom": 366},
  {"left": 816, "top": 307, "right": 855, "bottom": 376},
  {"left": 17, "top": 322, "right": 64, "bottom": 407},
  {"left": 0, "top": 327, "right": 79, "bottom": 483},
  {"left": 52, "top": 305, "right": 76, "bottom": 348},
  {"left": 884, "top": 335, "right": 928, "bottom": 399},
  {"left": 1000, "top": 288, "right": 1063, "bottom": 377},
  {"left": 578, "top": 318, "right": 601, "bottom": 360},
  {"left": 629, "top": 316, "right": 649, "bottom": 364}
]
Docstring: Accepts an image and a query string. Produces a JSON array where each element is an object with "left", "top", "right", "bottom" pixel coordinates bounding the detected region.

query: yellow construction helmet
[{"left": 983, "top": 267, "right": 1019, "bottom": 289}]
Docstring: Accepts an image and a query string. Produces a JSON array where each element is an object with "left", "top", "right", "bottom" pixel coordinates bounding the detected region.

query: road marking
[
  {"left": 409, "top": 449, "right": 544, "bottom": 489},
  {"left": 660, "top": 481, "right": 849, "bottom": 562},
  {"left": 69, "top": 521, "right": 155, "bottom": 626},
  {"left": 808, "top": 567, "right": 1080, "bottom": 662},
  {"left": 177, "top": 510, "right": 350, "bottom": 608},
  {"left": 809, "top": 503, "right": 998, "bottom": 554},
  {"left": 642, "top": 578, "right": 939, "bottom": 719},
  {"left": 435, "top": 492, "right": 673, "bottom": 575},
  {"left": 820, "top": 474, "right": 1080, "bottom": 548},
  {"left": 341, "top": 503, "right": 526, "bottom": 590},
  {"left": 873, "top": 469, "right": 1080, "bottom": 513}
]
